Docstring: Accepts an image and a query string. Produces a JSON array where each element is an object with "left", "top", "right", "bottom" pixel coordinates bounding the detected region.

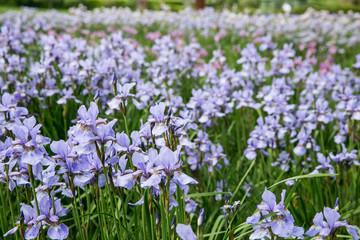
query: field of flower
[{"left": 1, "top": 6, "right": 360, "bottom": 240}]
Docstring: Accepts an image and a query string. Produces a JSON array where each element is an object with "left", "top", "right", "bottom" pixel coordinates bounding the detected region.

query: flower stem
[
  {"left": 122, "top": 112, "right": 129, "bottom": 136},
  {"left": 28, "top": 165, "right": 40, "bottom": 215}
]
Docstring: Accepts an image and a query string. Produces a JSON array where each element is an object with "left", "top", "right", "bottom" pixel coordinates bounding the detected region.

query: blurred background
[{"left": 0, "top": 0, "right": 360, "bottom": 13}]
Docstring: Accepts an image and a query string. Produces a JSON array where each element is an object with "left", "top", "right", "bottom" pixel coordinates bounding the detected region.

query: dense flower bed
[{"left": 0, "top": 6, "right": 360, "bottom": 240}]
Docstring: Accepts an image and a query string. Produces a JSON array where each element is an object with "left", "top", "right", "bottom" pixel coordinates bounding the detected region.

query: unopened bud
[
  {"left": 155, "top": 212, "right": 160, "bottom": 225},
  {"left": 94, "top": 89, "right": 100, "bottom": 101},
  {"left": 225, "top": 193, "right": 229, "bottom": 203},
  {"left": 334, "top": 197, "right": 339, "bottom": 211},
  {"left": 170, "top": 216, "right": 176, "bottom": 230},
  {"left": 197, "top": 208, "right": 205, "bottom": 226}
]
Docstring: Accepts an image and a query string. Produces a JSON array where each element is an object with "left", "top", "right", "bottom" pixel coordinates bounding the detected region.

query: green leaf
[
  {"left": 269, "top": 173, "right": 337, "bottom": 189},
  {"left": 232, "top": 159, "right": 256, "bottom": 200},
  {"left": 284, "top": 178, "right": 302, "bottom": 207},
  {"left": 208, "top": 215, "right": 225, "bottom": 240},
  {"left": 185, "top": 192, "right": 229, "bottom": 198},
  {"left": 143, "top": 188, "right": 154, "bottom": 240}
]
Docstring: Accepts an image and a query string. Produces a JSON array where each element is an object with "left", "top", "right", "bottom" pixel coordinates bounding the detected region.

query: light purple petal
[
  {"left": 3, "top": 226, "right": 19, "bottom": 237},
  {"left": 47, "top": 223, "right": 69, "bottom": 240},
  {"left": 176, "top": 224, "right": 197, "bottom": 240}
]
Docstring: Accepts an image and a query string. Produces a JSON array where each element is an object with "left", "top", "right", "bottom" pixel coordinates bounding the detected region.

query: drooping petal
[
  {"left": 73, "top": 173, "right": 94, "bottom": 187},
  {"left": 140, "top": 173, "right": 161, "bottom": 188},
  {"left": 291, "top": 226, "right": 305, "bottom": 238},
  {"left": 305, "top": 225, "right": 322, "bottom": 237},
  {"left": 346, "top": 225, "right": 359, "bottom": 240},
  {"left": 271, "top": 216, "right": 294, "bottom": 238},
  {"left": 129, "top": 196, "right": 144, "bottom": 206},
  {"left": 47, "top": 223, "right": 69, "bottom": 240},
  {"left": 294, "top": 145, "right": 306, "bottom": 156},
  {"left": 113, "top": 173, "right": 136, "bottom": 189},
  {"left": 185, "top": 199, "right": 198, "bottom": 213},
  {"left": 319, "top": 227, "right": 331, "bottom": 237},
  {"left": 173, "top": 172, "right": 198, "bottom": 186},
  {"left": 21, "top": 150, "right": 43, "bottom": 166},
  {"left": 176, "top": 224, "right": 197, "bottom": 240},
  {"left": 3, "top": 226, "right": 19, "bottom": 237},
  {"left": 246, "top": 212, "right": 261, "bottom": 225},
  {"left": 249, "top": 227, "right": 270, "bottom": 240},
  {"left": 25, "top": 225, "right": 40, "bottom": 239}
]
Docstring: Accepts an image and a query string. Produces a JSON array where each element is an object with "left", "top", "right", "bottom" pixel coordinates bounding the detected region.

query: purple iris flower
[
  {"left": 108, "top": 82, "right": 136, "bottom": 110},
  {"left": 114, "top": 131, "right": 141, "bottom": 154},
  {"left": 155, "top": 146, "right": 182, "bottom": 175},
  {"left": 4, "top": 193, "right": 69, "bottom": 240},
  {"left": 306, "top": 206, "right": 359, "bottom": 240},
  {"left": 329, "top": 144, "right": 360, "bottom": 166},
  {"left": 148, "top": 102, "right": 169, "bottom": 136},
  {"left": 310, "top": 153, "right": 335, "bottom": 175},
  {"left": 9, "top": 118, "right": 52, "bottom": 177},
  {"left": 246, "top": 188, "right": 304, "bottom": 239}
]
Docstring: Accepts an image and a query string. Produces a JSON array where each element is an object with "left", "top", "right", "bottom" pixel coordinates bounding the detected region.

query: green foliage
[
  {"left": 0, "top": 7, "right": 360, "bottom": 240},
  {"left": 1, "top": 0, "right": 360, "bottom": 13}
]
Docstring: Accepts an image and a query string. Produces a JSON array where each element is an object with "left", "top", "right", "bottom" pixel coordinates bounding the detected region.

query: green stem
[
  {"left": 95, "top": 174, "right": 108, "bottom": 240},
  {"left": 122, "top": 113, "right": 129, "bottom": 136},
  {"left": 0, "top": 188, "right": 8, "bottom": 235},
  {"left": 68, "top": 176, "right": 86, "bottom": 240},
  {"left": 28, "top": 165, "right": 40, "bottom": 215},
  {"left": 77, "top": 187, "right": 88, "bottom": 240},
  {"left": 100, "top": 150, "right": 122, "bottom": 239}
]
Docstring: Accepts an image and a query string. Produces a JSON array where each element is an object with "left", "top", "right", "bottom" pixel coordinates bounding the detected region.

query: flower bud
[
  {"left": 334, "top": 197, "right": 339, "bottom": 211},
  {"left": 197, "top": 208, "right": 205, "bottom": 226},
  {"left": 155, "top": 212, "right": 160, "bottom": 225},
  {"left": 171, "top": 216, "right": 176, "bottom": 230}
]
